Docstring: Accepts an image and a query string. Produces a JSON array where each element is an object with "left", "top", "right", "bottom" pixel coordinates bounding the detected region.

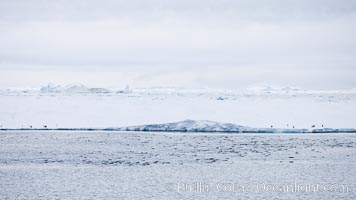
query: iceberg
[
  {"left": 63, "top": 84, "right": 89, "bottom": 93},
  {"left": 119, "top": 119, "right": 246, "bottom": 132},
  {"left": 88, "top": 88, "right": 111, "bottom": 93},
  {"left": 40, "top": 83, "right": 112, "bottom": 94},
  {"left": 40, "top": 83, "right": 62, "bottom": 93},
  {"left": 118, "top": 120, "right": 356, "bottom": 133}
]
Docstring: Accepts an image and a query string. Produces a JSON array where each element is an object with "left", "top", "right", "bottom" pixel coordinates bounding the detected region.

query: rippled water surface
[{"left": 0, "top": 131, "right": 355, "bottom": 199}]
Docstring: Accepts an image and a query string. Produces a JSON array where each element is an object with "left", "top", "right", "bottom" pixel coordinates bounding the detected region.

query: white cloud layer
[{"left": 0, "top": 0, "right": 355, "bottom": 89}]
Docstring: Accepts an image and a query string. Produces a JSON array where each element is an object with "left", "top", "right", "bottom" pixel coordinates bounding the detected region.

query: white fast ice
[{"left": 0, "top": 84, "right": 355, "bottom": 129}]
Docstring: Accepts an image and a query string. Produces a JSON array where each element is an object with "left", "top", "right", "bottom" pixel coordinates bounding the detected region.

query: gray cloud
[{"left": 1, "top": 0, "right": 355, "bottom": 21}]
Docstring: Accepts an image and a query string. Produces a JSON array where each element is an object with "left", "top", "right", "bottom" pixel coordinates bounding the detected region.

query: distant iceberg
[
  {"left": 40, "top": 83, "right": 112, "bottom": 94},
  {"left": 4, "top": 84, "right": 355, "bottom": 98},
  {"left": 116, "top": 85, "right": 132, "bottom": 94},
  {"left": 40, "top": 83, "right": 62, "bottom": 93},
  {"left": 118, "top": 119, "right": 246, "bottom": 132},
  {"left": 246, "top": 85, "right": 306, "bottom": 94}
]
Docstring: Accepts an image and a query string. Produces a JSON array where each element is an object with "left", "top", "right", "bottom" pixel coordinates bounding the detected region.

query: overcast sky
[{"left": 0, "top": 0, "right": 356, "bottom": 89}]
